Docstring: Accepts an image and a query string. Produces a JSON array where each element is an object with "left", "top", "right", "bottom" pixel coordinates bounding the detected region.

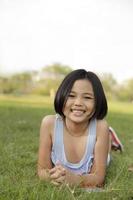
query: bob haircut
[{"left": 54, "top": 69, "right": 108, "bottom": 120}]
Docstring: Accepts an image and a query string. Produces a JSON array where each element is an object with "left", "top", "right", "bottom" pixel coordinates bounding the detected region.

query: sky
[{"left": 0, "top": 0, "right": 133, "bottom": 82}]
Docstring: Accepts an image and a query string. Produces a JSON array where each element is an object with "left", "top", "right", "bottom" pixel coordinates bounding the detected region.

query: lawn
[{"left": 0, "top": 95, "right": 133, "bottom": 200}]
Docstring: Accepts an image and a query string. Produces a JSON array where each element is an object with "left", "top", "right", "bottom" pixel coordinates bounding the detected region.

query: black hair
[{"left": 54, "top": 69, "right": 108, "bottom": 119}]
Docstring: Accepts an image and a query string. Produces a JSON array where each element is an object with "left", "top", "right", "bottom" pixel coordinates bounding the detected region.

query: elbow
[
  {"left": 94, "top": 169, "right": 106, "bottom": 187},
  {"left": 95, "top": 176, "right": 105, "bottom": 187},
  {"left": 82, "top": 173, "right": 105, "bottom": 188}
]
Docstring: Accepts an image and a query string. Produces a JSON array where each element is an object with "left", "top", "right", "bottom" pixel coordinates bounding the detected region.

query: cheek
[
  {"left": 87, "top": 100, "right": 95, "bottom": 107},
  {"left": 64, "top": 99, "right": 71, "bottom": 108},
  {"left": 91, "top": 103, "right": 96, "bottom": 114}
]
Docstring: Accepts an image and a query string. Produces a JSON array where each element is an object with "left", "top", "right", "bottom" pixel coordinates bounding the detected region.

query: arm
[
  {"left": 80, "top": 119, "right": 109, "bottom": 187},
  {"left": 37, "top": 115, "right": 54, "bottom": 180},
  {"left": 49, "top": 120, "right": 109, "bottom": 187}
]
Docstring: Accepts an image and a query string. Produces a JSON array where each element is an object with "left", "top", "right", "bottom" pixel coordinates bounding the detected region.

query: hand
[{"left": 49, "top": 164, "right": 66, "bottom": 186}]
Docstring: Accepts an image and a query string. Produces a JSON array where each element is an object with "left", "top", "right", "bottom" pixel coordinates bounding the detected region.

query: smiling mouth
[{"left": 70, "top": 109, "right": 85, "bottom": 116}]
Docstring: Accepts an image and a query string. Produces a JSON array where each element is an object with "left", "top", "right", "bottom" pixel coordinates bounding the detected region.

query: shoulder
[
  {"left": 40, "top": 115, "right": 56, "bottom": 135},
  {"left": 97, "top": 119, "right": 108, "bottom": 130},
  {"left": 96, "top": 119, "right": 109, "bottom": 138},
  {"left": 41, "top": 114, "right": 56, "bottom": 126}
]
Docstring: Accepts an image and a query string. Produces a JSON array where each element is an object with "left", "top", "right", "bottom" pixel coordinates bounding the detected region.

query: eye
[
  {"left": 84, "top": 96, "right": 91, "bottom": 99},
  {"left": 68, "top": 94, "right": 75, "bottom": 98},
  {"left": 84, "top": 96, "right": 93, "bottom": 99}
]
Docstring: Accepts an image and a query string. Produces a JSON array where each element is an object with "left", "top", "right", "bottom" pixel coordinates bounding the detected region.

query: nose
[{"left": 74, "top": 97, "right": 83, "bottom": 106}]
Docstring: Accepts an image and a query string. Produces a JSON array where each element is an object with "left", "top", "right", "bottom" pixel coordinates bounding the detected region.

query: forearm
[
  {"left": 39, "top": 163, "right": 105, "bottom": 187},
  {"left": 66, "top": 171, "right": 105, "bottom": 187},
  {"left": 65, "top": 170, "right": 81, "bottom": 186},
  {"left": 80, "top": 173, "right": 104, "bottom": 187},
  {"left": 38, "top": 168, "right": 50, "bottom": 181}
]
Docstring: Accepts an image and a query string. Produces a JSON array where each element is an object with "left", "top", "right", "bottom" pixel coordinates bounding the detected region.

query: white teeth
[{"left": 72, "top": 110, "right": 84, "bottom": 116}]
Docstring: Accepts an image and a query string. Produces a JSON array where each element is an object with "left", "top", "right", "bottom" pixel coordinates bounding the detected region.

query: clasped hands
[{"left": 48, "top": 164, "right": 67, "bottom": 186}]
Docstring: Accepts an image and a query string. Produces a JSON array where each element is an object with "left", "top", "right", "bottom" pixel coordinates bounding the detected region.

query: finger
[
  {"left": 49, "top": 165, "right": 61, "bottom": 174},
  {"left": 50, "top": 171, "right": 60, "bottom": 179},
  {"left": 55, "top": 164, "right": 64, "bottom": 170},
  {"left": 50, "top": 170, "right": 65, "bottom": 179},
  {"left": 53, "top": 175, "right": 66, "bottom": 184},
  {"left": 49, "top": 167, "right": 57, "bottom": 175},
  {"left": 51, "top": 180, "right": 60, "bottom": 186},
  {"left": 60, "top": 168, "right": 66, "bottom": 176},
  {"left": 55, "top": 165, "right": 66, "bottom": 175},
  {"left": 49, "top": 166, "right": 66, "bottom": 176},
  {"left": 50, "top": 168, "right": 66, "bottom": 179}
]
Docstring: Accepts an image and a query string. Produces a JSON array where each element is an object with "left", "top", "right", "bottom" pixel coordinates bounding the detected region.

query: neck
[{"left": 64, "top": 119, "right": 89, "bottom": 137}]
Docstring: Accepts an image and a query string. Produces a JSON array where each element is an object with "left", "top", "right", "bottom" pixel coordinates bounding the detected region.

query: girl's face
[{"left": 63, "top": 79, "right": 95, "bottom": 124}]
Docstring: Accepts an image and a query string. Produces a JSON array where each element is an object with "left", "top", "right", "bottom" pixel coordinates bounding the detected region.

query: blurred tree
[
  {"left": 126, "top": 79, "right": 133, "bottom": 102},
  {"left": 117, "top": 79, "right": 133, "bottom": 102},
  {"left": 1, "top": 64, "right": 132, "bottom": 102},
  {"left": 11, "top": 72, "right": 33, "bottom": 94},
  {"left": 0, "top": 72, "right": 33, "bottom": 94},
  {"left": 0, "top": 77, "right": 14, "bottom": 93},
  {"left": 100, "top": 73, "right": 118, "bottom": 100},
  {"left": 42, "top": 63, "right": 72, "bottom": 78},
  {"left": 35, "top": 63, "right": 73, "bottom": 96}
]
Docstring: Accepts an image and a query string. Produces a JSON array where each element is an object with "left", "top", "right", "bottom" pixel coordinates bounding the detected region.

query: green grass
[{"left": 0, "top": 95, "right": 133, "bottom": 200}]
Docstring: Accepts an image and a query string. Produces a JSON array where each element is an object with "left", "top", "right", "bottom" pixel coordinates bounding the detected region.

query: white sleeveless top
[{"left": 51, "top": 114, "right": 97, "bottom": 175}]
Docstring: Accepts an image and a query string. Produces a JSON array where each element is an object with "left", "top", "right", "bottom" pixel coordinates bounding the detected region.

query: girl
[{"left": 37, "top": 69, "right": 122, "bottom": 188}]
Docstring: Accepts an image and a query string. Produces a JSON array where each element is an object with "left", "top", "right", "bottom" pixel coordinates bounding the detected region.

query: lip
[
  {"left": 71, "top": 108, "right": 85, "bottom": 112},
  {"left": 70, "top": 109, "right": 85, "bottom": 116}
]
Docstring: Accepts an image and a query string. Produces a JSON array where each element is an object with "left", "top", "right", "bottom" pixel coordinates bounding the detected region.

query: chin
[{"left": 70, "top": 116, "right": 89, "bottom": 123}]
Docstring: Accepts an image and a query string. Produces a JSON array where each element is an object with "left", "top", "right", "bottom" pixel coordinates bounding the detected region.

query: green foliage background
[{"left": 0, "top": 64, "right": 133, "bottom": 102}]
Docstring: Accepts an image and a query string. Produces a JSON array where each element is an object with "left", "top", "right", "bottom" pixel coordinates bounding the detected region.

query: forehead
[{"left": 71, "top": 79, "right": 93, "bottom": 93}]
